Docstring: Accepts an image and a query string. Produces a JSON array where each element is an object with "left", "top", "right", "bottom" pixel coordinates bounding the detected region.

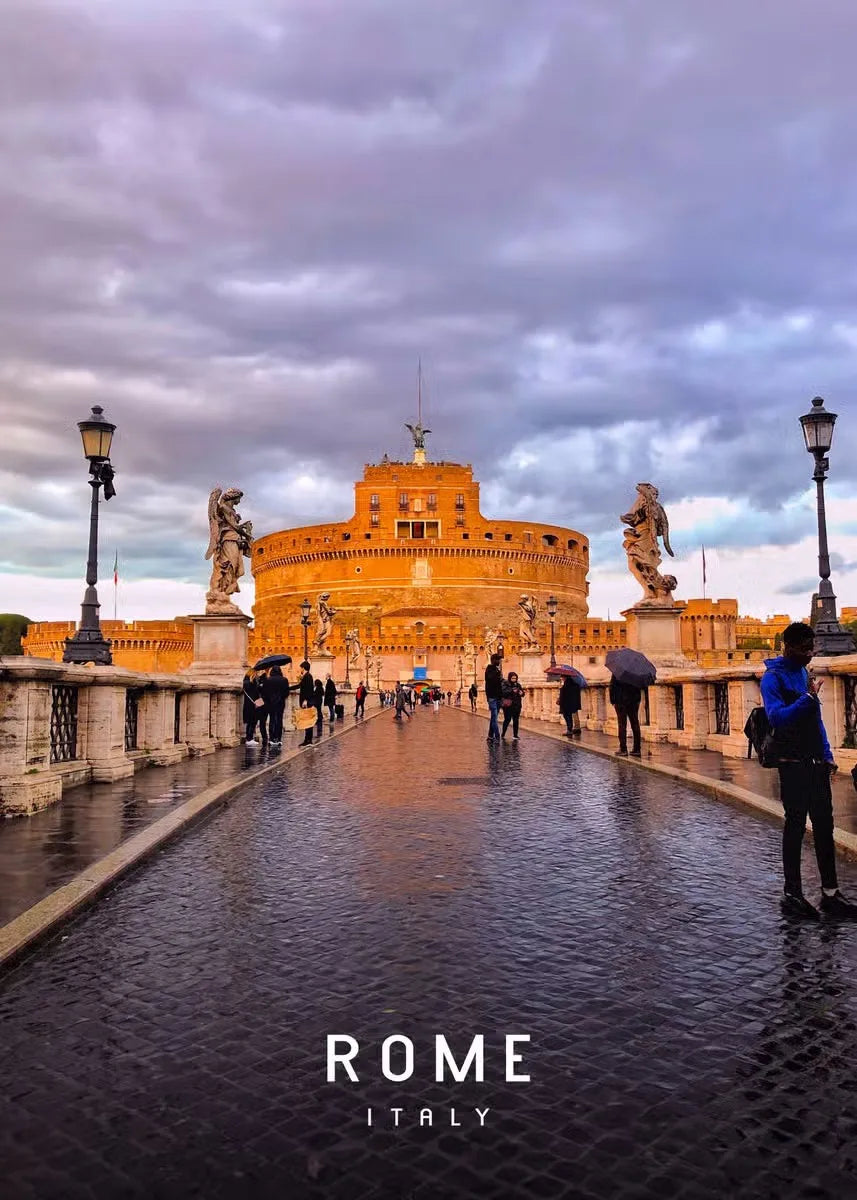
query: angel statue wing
[
  {"left": 654, "top": 501, "right": 674, "bottom": 558},
  {"left": 205, "top": 487, "right": 222, "bottom": 561}
]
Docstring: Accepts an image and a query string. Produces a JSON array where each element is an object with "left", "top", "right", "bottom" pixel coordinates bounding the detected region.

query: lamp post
[
  {"left": 375, "top": 657, "right": 383, "bottom": 692},
  {"left": 343, "top": 630, "right": 352, "bottom": 690},
  {"left": 547, "top": 594, "right": 558, "bottom": 668},
  {"left": 456, "top": 655, "right": 464, "bottom": 690},
  {"left": 300, "top": 597, "right": 311, "bottom": 662},
  {"left": 63, "top": 405, "right": 116, "bottom": 665},
  {"left": 799, "top": 396, "right": 856, "bottom": 655}
]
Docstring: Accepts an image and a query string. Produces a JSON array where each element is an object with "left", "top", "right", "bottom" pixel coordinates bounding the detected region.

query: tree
[{"left": 0, "top": 614, "right": 32, "bottom": 656}]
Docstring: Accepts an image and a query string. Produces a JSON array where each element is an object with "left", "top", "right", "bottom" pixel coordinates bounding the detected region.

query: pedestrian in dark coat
[
  {"left": 500, "top": 672, "right": 525, "bottom": 740},
  {"left": 313, "top": 678, "right": 325, "bottom": 727},
  {"left": 323, "top": 674, "right": 338, "bottom": 722},
  {"left": 355, "top": 682, "right": 367, "bottom": 717},
  {"left": 609, "top": 676, "right": 642, "bottom": 756},
  {"left": 468, "top": 682, "right": 478, "bottom": 712},
  {"left": 558, "top": 677, "right": 582, "bottom": 737},
  {"left": 484, "top": 654, "right": 503, "bottom": 743},
  {"left": 242, "top": 670, "right": 268, "bottom": 747},
  {"left": 298, "top": 661, "right": 315, "bottom": 746},
  {"left": 260, "top": 665, "right": 290, "bottom": 745}
]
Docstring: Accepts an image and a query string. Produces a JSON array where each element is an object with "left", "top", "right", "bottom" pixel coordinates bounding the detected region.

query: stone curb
[
  {"left": 0, "top": 708, "right": 386, "bottom": 973},
  {"left": 477, "top": 708, "right": 857, "bottom": 858}
]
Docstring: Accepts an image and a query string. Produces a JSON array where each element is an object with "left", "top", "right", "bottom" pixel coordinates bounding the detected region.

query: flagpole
[
  {"left": 113, "top": 549, "right": 118, "bottom": 621},
  {"left": 701, "top": 545, "right": 706, "bottom": 601}
]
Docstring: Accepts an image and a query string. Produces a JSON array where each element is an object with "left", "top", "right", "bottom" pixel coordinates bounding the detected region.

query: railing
[
  {"left": 713, "top": 682, "right": 730, "bottom": 735},
  {"left": 50, "top": 684, "right": 79, "bottom": 764},
  {"left": 125, "top": 688, "right": 142, "bottom": 751},
  {"left": 844, "top": 676, "right": 857, "bottom": 750},
  {"left": 174, "top": 693, "right": 182, "bottom": 743},
  {"left": 674, "top": 685, "right": 684, "bottom": 731}
]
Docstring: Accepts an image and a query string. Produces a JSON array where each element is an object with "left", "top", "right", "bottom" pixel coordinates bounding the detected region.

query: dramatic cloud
[{"left": 2, "top": 0, "right": 857, "bottom": 623}]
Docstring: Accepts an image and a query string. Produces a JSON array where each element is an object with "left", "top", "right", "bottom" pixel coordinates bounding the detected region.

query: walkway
[{"left": 3, "top": 707, "right": 857, "bottom": 1199}]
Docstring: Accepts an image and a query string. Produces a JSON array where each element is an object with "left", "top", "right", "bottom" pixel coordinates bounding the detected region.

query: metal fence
[
  {"left": 673, "top": 685, "right": 685, "bottom": 731},
  {"left": 714, "top": 682, "right": 730, "bottom": 735},
  {"left": 50, "top": 684, "right": 79, "bottom": 764},
  {"left": 844, "top": 676, "right": 857, "bottom": 750},
  {"left": 125, "top": 688, "right": 143, "bottom": 751},
  {"left": 174, "top": 693, "right": 182, "bottom": 744}
]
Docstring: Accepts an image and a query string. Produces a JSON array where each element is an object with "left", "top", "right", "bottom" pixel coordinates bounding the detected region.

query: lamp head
[
  {"left": 78, "top": 405, "right": 116, "bottom": 462},
  {"left": 547, "top": 594, "right": 559, "bottom": 618},
  {"left": 800, "top": 395, "right": 837, "bottom": 455}
]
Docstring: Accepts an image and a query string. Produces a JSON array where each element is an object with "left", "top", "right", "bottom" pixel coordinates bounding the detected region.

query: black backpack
[{"left": 744, "top": 706, "right": 778, "bottom": 767}]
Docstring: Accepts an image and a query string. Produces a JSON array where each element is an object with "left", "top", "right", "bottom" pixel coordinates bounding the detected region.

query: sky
[{"left": 3, "top": 0, "right": 857, "bottom": 626}]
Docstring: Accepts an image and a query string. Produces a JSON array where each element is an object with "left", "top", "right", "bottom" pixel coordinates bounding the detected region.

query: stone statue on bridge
[
  {"left": 620, "top": 482, "right": 677, "bottom": 604},
  {"left": 346, "top": 628, "right": 362, "bottom": 666},
  {"left": 517, "top": 594, "right": 539, "bottom": 649},
  {"left": 313, "top": 592, "right": 337, "bottom": 653},
  {"left": 205, "top": 486, "right": 254, "bottom": 614}
]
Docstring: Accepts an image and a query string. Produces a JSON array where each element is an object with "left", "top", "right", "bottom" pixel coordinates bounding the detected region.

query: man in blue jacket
[{"left": 760, "top": 622, "right": 857, "bottom": 919}]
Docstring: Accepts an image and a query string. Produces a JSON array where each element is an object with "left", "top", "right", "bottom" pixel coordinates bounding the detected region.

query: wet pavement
[
  {"left": 3, "top": 708, "right": 857, "bottom": 1199},
  {"left": 0, "top": 715, "right": 348, "bottom": 925}
]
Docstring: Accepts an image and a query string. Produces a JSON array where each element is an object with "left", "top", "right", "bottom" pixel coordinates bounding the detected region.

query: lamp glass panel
[
  {"left": 801, "top": 412, "right": 836, "bottom": 453},
  {"left": 79, "top": 423, "right": 114, "bottom": 459}
]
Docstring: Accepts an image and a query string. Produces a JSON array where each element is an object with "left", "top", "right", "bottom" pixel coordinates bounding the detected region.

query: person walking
[
  {"left": 609, "top": 676, "right": 642, "bottom": 757},
  {"left": 393, "top": 682, "right": 411, "bottom": 721},
  {"left": 484, "top": 654, "right": 503, "bottom": 743},
  {"left": 468, "top": 682, "right": 478, "bottom": 712},
  {"left": 298, "top": 661, "right": 315, "bottom": 747},
  {"left": 355, "top": 681, "right": 367, "bottom": 718},
  {"left": 324, "top": 674, "right": 337, "bottom": 723},
  {"left": 446, "top": 691, "right": 452, "bottom": 705},
  {"left": 432, "top": 687, "right": 441, "bottom": 713},
  {"left": 242, "top": 669, "right": 268, "bottom": 746},
  {"left": 260, "top": 665, "right": 290, "bottom": 746},
  {"left": 558, "top": 676, "right": 582, "bottom": 738},
  {"left": 761, "top": 621, "right": 857, "bottom": 920},
  {"left": 500, "top": 671, "right": 525, "bottom": 739},
  {"left": 313, "top": 677, "right": 325, "bottom": 728}
]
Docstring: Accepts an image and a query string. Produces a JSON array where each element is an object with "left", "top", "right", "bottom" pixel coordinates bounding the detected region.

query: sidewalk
[
  {"left": 0, "top": 708, "right": 381, "bottom": 930},
  {"left": 513, "top": 711, "right": 857, "bottom": 848}
]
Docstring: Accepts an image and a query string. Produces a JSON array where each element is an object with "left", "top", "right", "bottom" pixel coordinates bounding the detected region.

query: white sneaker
[{"left": 245, "top": 739, "right": 258, "bottom": 746}]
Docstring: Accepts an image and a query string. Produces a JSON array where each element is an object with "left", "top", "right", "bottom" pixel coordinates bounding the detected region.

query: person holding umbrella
[
  {"left": 605, "top": 649, "right": 656, "bottom": 758},
  {"left": 558, "top": 676, "right": 582, "bottom": 737},
  {"left": 260, "top": 665, "right": 290, "bottom": 746}
]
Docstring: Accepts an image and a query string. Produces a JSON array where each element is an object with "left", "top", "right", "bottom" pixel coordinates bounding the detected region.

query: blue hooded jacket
[{"left": 760, "top": 656, "right": 832, "bottom": 762}]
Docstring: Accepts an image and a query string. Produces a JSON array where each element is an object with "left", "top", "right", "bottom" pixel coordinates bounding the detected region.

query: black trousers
[
  {"left": 778, "top": 762, "right": 838, "bottom": 893},
  {"left": 268, "top": 702, "right": 285, "bottom": 742},
  {"left": 355, "top": 699, "right": 365, "bottom": 717},
  {"left": 614, "top": 701, "right": 640, "bottom": 752},
  {"left": 246, "top": 711, "right": 268, "bottom": 744},
  {"left": 501, "top": 706, "right": 520, "bottom": 737}
]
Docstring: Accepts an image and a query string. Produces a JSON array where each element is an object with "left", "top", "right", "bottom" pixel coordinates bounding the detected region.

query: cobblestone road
[{"left": 3, "top": 709, "right": 857, "bottom": 1200}]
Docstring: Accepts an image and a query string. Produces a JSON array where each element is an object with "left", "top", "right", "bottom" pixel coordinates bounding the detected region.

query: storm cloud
[{"left": 2, "top": 0, "right": 857, "bottom": 619}]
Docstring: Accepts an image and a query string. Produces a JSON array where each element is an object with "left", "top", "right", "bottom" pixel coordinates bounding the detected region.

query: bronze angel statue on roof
[
  {"left": 405, "top": 421, "right": 431, "bottom": 451},
  {"left": 205, "top": 486, "right": 254, "bottom": 612},
  {"left": 620, "top": 483, "right": 677, "bottom": 603}
]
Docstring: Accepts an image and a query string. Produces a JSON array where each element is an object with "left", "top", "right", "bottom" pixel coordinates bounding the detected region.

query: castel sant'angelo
[{"left": 248, "top": 424, "right": 591, "bottom": 686}]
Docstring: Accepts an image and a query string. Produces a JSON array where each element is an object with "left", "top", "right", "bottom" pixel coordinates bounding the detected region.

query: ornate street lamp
[
  {"left": 300, "top": 597, "right": 311, "bottom": 662},
  {"left": 375, "top": 657, "right": 383, "bottom": 691},
  {"left": 799, "top": 396, "right": 856, "bottom": 655},
  {"left": 546, "top": 594, "right": 558, "bottom": 668},
  {"left": 456, "top": 655, "right": 464, "bottom": 689},
  {"left": 63, "top": 405, "right": 116, "bottom": 665},
  {"left": 343, "top": 630, "right": 352, "bottom": 690}
]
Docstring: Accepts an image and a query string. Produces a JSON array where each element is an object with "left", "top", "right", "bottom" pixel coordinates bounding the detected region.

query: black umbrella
[
  {"left": 605, "top": 648, "right": 656, "bottom": 689},
  {"left": 253, "top": 653, "right": 293, "bottom": 670},
  {"left": 545, "top": 664, "right": 588, "bottom": 687}
]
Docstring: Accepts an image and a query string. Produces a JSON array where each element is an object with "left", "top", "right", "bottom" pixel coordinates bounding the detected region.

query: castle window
[
  {"left": 455, "top": 515, "right": 465, "bottom": 527},
  {"left": 412, "top": 521, "right": 425, "bottom": 539},
  {"left": 426, "top": 521, "right": 439, "bottom": 537},
  {"left": 399, "top": 492, "right": 409, "bottom": 510},
  {"left": 462, "top": 533, "right": 469, "bottom": 540},
  {"left": 370, "top": 513, "right": 380, "bottom": 526},
  {"left": 542, "top": 534, "right": 558, "bottom": 548},
  {"left": 523, "top": 530, "right": 533, "bottom": 544},
  {"left": 355, "top": 566, "right": 362, "bottom": 573},
  {"left": 257, "top": 548, "right": 265, "bottom": 556},
  {"left": 342, "top": 532, "right": 351, "bottom": 541},
  {"left": 370, "top": 494, "right": 380, "bottom": 509},
  {"left": 427, "top": 493, "right": 437, "bottom": 509},
  {"left": 567, "top": 538, "right": 578, "bottom": 550},
  {"left": 364, "top": 533, "right": 372, "bottom": 539},
  {"left": 396, "top": 521, "right": 410, "bottom": 538},
  {"left": 484, "top": 532, "right": 493, "bottom": 540},
  {"left": 508, "top": 568, "right": 514, "bottom": 575},
  {"left": 455, "top": 494, "right": 465, "bottom": 510},
  {"left": 504, "top": 533, "right": 512, "bottom": 542}
]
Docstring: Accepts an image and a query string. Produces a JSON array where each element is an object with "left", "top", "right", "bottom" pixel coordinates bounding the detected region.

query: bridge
[{"left": 2, "top": 707, "right": 857, "bottom": 1198}]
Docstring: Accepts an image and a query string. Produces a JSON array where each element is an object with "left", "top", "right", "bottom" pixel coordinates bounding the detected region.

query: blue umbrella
[{"left": 545, "top": 664, "right": 588, "bottom": 687}]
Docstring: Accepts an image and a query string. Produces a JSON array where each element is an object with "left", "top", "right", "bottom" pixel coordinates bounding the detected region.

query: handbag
[
  {"left": 253, "top": 697, "right": 265, "bottom": 709},
  {"left": 294, "top": 707, "right": 317, "bottom": 730}
]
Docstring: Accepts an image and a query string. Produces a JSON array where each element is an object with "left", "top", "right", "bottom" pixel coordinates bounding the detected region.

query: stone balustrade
[
  {"left": 0, "top": 657, "right": 244, "bottom": 817},
  {"left": 476, "top": 655, "right": 857, "bottom": 765}
]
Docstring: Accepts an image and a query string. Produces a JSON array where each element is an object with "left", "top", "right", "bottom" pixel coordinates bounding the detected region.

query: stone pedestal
[
  {"left": 621, "top": 603, "right": 691, "bottom": 667},
  {"left": 185, "top": 689, "right": 217, "bottom": 756},
  {"left": 83, "top": 681, "right": 136, "bottom": 783},
  {"left": 184, "top": 612, "right": 251, "bottom": 684},
  {"left": 310, "top": 651, "right": 335, "bottom": 681},
  {"left": 517, "top": 648, "right": 546, "bottom": 684}
]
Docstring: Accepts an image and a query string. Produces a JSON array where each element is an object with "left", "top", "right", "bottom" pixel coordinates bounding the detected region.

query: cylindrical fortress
[{"left": 251, "top": 455, "right": 590, "bottom": 684}]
